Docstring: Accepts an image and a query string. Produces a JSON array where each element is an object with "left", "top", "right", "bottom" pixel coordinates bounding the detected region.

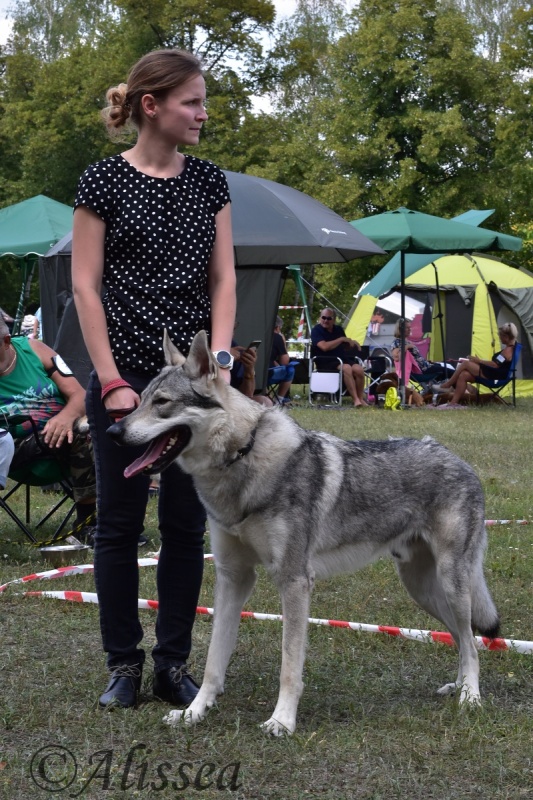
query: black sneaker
[
  {"left": 138, "top": 534, "right": 148, "bottom": 548},
  {"left": 153, "top": 665, "right": 199, "bottom": 706},
  {"left": 99, "top": 664, "right": 142, "bottom": 709}
]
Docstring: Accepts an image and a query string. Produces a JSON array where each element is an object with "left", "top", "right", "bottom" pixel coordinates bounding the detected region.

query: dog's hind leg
[
  {"left": 261, "top": 573, "right": 313, "bottom": 736},
  {"left": 395, "top": 536, "right": 481, "bottom": 704},
  {"left": 164, "top": 532, "right": 257, "bottom": 729}
]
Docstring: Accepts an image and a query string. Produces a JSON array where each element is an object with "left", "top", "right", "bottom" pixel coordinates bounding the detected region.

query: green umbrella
[
  {"left": 0, "top": 195, "right": 73, "bottom": 333},
  {"left": 350, "top": 207, "right": 522, "bottom": 397}
]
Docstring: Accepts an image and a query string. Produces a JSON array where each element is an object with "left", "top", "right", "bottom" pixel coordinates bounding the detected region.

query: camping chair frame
[
  {"left": 0, "top": 415, "right": 76, "bottom": 544},
  {"left": 364, "top": 352, "right": 393, "bottom": 404},
  {"left": 266, "top": 361, "right": 301, "bottom": 404},
  {"left": 474, "top": 341, "right": 522, "bottom": 407}
]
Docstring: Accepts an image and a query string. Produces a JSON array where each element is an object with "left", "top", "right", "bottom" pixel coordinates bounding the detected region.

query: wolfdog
[{"left": 108, "top": 331, "right": 499, "bottom": 736}]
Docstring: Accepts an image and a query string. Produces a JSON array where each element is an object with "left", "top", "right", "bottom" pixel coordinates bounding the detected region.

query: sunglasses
[{"left": 321, "top": 315, "right": 333, "bottom": 321}]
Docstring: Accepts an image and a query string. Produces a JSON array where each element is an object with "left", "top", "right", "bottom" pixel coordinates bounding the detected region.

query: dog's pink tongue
[{"left": 124, "top": 436, "right": 168, "bottom": 479}]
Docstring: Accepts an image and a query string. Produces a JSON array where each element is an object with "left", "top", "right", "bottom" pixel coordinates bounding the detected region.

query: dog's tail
[{"left": 471, "top": 556, "right": 500, "bottom": 639}]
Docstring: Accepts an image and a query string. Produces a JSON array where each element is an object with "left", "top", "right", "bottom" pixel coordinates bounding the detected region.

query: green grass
[{"left": 1, "top": 398, "right": 532, "bottom": 799}]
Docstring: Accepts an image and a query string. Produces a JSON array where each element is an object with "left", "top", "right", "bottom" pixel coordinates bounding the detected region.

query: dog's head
[{"left": 107, "top": 330, "right": 251, "bottom": 478}]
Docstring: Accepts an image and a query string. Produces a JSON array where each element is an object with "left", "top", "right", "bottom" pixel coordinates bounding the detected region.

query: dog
[{"left": 108, "top": 331, "right": 500, "bottom": 736}]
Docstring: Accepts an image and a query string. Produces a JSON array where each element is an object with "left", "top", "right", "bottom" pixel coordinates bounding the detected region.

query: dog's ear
[
  {"left": 185, "top": 330, "right": 217, "bottom": 380},
  {"left": 163, "top": 329, "right": 186, "bottom": 367}
]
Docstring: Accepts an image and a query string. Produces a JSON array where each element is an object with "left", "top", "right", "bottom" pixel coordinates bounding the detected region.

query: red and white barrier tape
[
  {"left": 485, "top": 520, "right": 529, "bottom": 526},
  {"left": 4, "top": 550, "right": 532, "bottom": 655},
  {"left": 16, "top": 590, "right": 533, "bottom": 655},
  {"left": 297, "top": 310, "right": 306, "bottom": 340},
  {"left": 0, "top": 553, "right": 214, "bottom": 594}
]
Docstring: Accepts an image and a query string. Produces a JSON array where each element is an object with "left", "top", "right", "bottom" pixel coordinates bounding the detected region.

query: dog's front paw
[
  {"left": 261, "top": 716, "right": 295, "bottom": 737},
  {"left": 163, "top": 709, "right": 189, "bottom": 727},
  {"left": 436, "top": 681, "right": 458, "bottom": 696},
  {"left": 163, "top": 698, "right": 212, "bottom": 728}
]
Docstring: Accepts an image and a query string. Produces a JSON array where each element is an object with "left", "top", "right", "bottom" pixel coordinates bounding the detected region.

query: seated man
[
  {"left": 310, "top": 308, "right": 368, "bottom": 407},
  {"left": 0, "top": 317, "right": 96, "bottom": 541},
  {"left": 268, "top": 316, "right": 295, "bottom": 406}
]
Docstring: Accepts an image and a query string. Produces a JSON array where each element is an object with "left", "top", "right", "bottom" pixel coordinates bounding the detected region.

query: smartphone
[{"left": 247, "top": 340, "right": 262, "bottom": 350}]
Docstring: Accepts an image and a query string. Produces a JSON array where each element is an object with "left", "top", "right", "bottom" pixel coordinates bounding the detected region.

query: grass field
[{"left": 1, "top": 397, "right": 532, "bottom": 799}]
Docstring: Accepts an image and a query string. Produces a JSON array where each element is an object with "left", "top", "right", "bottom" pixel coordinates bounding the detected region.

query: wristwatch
[{"left": 212, "top": 349, "right": 234, "bottom": 370}]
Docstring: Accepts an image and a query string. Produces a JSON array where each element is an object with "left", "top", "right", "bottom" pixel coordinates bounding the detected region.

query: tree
[
  {"left": 323, "top": 0, "right": 504, "bottom": 217},
  {"left": 446, "top": 0, "right": 527, "bottom": 62},
  {"left": 8, "top": 0, "right": 115, "bottom": 61},
  {"left": 493, "top": 5, "right": 533, "bottom": 267}
]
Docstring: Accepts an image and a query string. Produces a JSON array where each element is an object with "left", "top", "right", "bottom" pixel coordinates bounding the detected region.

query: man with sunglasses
[{"left": 310, "top": 309, "right": 368, "bottom": 407}]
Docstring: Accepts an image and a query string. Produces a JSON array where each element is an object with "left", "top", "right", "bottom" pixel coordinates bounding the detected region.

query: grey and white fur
[{"left": 108, "top": 330, "right": 500, "bottom": 736}]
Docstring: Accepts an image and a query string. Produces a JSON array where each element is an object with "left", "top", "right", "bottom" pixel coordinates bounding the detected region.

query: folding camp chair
[
  {"left": 308, "top": 357, "right": 343, "bottom": 406},
  {"left": 474, "top": 341, "right": 522, "bottom": 407},
  {"left": 0, "top": 415, "right": 76, "bottom": 543},
  {"left": 364, "top": 351, "right": 393, "bottom": 403},
  {"left": 267, "top": 361, "right": 300, "bottom": 404}
]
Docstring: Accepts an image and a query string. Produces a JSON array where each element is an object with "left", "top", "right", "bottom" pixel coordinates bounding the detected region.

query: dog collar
[{"left": 224, "top": 427, "right": 258, "bottom": 467}]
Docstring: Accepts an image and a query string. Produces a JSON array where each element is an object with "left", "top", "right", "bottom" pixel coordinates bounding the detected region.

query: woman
[
  {"left": 435, "top": 322, "right": 518, "bottom": 406},
  {"left": 72, "top": 49, "right": 236, "bottom": 710},
  {"left": 390, "top": 319, "right": 448, "bottom": 381}
]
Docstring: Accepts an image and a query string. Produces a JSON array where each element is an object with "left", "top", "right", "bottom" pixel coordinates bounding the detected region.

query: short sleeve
[
  {"left": 74, "top": 161, "right": 115, "bottom": 223},
  {"left": 208, "top": 164, "right": 231, "bottom": 215}
]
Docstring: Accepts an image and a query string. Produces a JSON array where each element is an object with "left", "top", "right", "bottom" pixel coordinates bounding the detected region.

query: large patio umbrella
[
  {"left": 350, "top": 207, "right": 522, "bottom": 398},
  {"left": 0, "top": 195, "right": 73, "bottom": 333},
  {"left": 223, "top": 170, "right": 384, "bottom": 266}
]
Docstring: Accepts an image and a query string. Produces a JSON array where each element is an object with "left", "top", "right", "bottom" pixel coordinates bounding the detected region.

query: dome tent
[{"left": 348, "top": 253, "right": 533, "bottom": 398}]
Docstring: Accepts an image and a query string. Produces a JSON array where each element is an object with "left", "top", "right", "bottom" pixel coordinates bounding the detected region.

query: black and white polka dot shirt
[{"left": 74, "top": 154, "right": 231, "bottom": 376}]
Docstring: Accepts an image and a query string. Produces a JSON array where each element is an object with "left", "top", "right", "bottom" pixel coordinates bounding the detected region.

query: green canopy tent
[
  {"left": 0, "top": 195, "right": 73, "bottom": 334},
  {"left": 349, "top": 207, "right": 522, "bottom": 399}
]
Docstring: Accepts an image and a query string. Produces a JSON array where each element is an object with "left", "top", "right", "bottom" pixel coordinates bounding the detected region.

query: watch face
[{"left": 216, "top": 350, "right": 232, "bottom": 367}]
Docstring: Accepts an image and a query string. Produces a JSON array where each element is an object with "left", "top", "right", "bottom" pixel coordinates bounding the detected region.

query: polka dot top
[{"left": 74, "top": 154, "right": 231, "bottom": 376}]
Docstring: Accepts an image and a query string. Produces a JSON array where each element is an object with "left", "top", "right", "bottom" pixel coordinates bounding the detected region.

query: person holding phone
[
  {"left": 268, "top": 317, "right": 296, "bottom": 406},
  {"left": 230, "top": 339, "right": 272, "bottom": 407}
]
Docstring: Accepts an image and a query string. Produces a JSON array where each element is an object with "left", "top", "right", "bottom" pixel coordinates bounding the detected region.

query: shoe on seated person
[
  {"left": 99, "top": 664, "right": 142, "bottom": 709},
  {"left": 153, "top": 664, "right": 199, "bottom": 706}
]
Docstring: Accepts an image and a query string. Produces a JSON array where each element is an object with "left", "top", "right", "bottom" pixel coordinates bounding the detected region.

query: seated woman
[
  {"left": 390, "top": 320, "right": 450, "bottom": 382},
  {"left": 434, "top": 322, "right": 518, "bottom": 406}
]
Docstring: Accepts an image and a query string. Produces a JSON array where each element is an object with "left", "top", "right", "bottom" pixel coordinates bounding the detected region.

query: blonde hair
[
  {"left": 499, "top": 322, "right": 518, "bottom": 341},
  {"left": 394, "top": 319, "right": 411, "bottom": 338},
  {"left": 101, "top": 49, "right": 203, "bottom": 137}
]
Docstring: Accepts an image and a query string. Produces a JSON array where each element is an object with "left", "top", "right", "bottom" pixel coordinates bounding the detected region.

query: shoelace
[
  {"left": 109, "top": 664, "right": 142, "bottom": 680},
  {"left": 167, "top": 665, "right": 191, "bottom": 684}
]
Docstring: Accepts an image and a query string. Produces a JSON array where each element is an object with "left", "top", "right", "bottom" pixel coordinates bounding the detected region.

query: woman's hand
[{"left": 104, "top": 386, "right": 141, "bottom": 420}]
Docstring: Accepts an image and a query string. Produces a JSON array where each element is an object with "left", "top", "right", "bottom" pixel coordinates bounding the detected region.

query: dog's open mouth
[{"left": 124, "top": 426, "right": 191, "bottom": 479}]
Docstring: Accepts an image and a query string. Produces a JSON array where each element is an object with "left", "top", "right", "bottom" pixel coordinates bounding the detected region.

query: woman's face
[
  {"left": 152, "top": 74, "right": 208, "bottom": 147},
  {"left": 500, "top": 330, "right": 513, "bottom": 345}
]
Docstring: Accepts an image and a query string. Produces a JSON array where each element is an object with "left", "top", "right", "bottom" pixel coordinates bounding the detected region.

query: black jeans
[{"left": 86, "top": 370, "right": 206, "bottom": 672}]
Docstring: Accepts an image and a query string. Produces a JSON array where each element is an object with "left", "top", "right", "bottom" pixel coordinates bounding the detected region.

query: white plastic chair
[{"left": 308, "top": 357, "right": 343, "bottom": 406}]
